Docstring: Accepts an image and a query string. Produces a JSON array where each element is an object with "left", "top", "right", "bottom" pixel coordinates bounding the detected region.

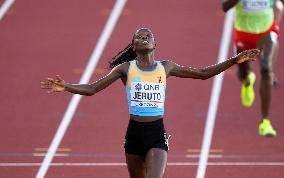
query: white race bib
[
  {"left": 241, "top": 0, "right": 269, "bottom": 12},
  {"left": 130, "top": 82, "right": 165, "bottom": 108}
]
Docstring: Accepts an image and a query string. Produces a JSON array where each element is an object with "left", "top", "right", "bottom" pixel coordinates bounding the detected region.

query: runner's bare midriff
[{"left": 130, "top": 114, "right": 163, "bottom": 122}]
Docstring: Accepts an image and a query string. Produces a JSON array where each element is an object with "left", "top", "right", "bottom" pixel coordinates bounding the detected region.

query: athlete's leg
[
  {"left": 256, "top": 31, "right": 278, "bottom": 137},
  {"left": 257, "top": 31, "right": 278, "bottom": 119},
  {"left": 271, "top": 26, "right": 280, "bottom": 85},
  {"left": 273, "top": 0, "right": 283, "bottom": 85},
  {"left": 126, "top": 153, "right": 146, "bottom": 178},
  {"left": 144, "top": 148, "right": 167, "bottom": 178},
  {"left": 236, "top": 47, "right": 256, "bottom": 108},
  {"left": 272, "top": 36, "right": 279, "bottom": 86}
]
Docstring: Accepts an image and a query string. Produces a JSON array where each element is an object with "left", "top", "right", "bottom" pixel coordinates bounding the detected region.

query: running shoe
[
  {"left": 259, "top": 118, "right": 277, "bottom": 137},
  {"left": 241, "top": 72, "right": 256, "bottom": 108}
]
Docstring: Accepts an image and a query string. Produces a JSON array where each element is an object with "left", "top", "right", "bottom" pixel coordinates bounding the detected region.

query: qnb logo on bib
[
  {"left": 131, "top": 82, "right": 165, "bottom": 108},
  {"left": 241, "top": 0, "right": 269, "bottom": 12}
]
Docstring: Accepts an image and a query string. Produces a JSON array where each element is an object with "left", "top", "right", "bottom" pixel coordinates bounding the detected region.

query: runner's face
[{"left": 132, "top": 29, "right": 155, "bottom": 53}]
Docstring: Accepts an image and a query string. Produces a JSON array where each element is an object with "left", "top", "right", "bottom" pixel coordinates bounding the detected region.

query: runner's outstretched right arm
[{"left": 41, "top": 63, "right": 127, "bottom": 96}]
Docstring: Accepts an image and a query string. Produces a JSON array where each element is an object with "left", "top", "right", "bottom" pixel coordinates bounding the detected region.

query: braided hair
[
  {"left": 108, "top": 43, "right": 137, "bottom": 69},
  {"left": 109, "top": 28, "right": 155, "bottom": 69}
]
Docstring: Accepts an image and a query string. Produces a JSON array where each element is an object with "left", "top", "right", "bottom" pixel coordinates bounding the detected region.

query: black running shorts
[{"left": 124, "top": 118, "right": 169, "bottom": 157}]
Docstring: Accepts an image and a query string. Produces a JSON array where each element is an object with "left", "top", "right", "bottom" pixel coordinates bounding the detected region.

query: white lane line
[
  {"left": 36, "top": 0, "right": 127, "bottom": 178},
  {"left": 196, "top": 9, "right": 235, "bottom": 178},
  {"left": 186, "top": 154, "right": 225, "bottom": 158},
  {"left": 33, "top": 153, "right": 69, "bottom": 157},
  {"left": 2, "top": 162, "right": 284, "bottom": 167},
  {"left": 0, "top": 0, "right": 15, "bottom": 21}
]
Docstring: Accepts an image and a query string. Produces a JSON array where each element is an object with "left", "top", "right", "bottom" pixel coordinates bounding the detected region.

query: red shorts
[{"left": 234, "top": 21, "right": 280, "bottom": 50}]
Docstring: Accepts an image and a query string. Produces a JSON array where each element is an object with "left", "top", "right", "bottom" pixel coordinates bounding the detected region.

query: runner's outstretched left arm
[{"left": 164, "top": 49, "right": 259, "bottom": 80}]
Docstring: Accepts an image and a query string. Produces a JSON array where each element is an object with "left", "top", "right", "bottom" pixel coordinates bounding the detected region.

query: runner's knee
[{"left": 260, "top": 62, "right": 273, "bottom": 79}]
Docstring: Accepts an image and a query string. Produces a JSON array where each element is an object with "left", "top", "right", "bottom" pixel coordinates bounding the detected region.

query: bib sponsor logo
[
  {"left": 131, "top": 82, "right": 165, "bottom": 108},
  {"left": 241, "top": 0, "right": 269, "bottom": 12}
]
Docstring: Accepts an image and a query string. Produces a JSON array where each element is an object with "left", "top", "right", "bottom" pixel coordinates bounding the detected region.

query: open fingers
[
  {"left": 41, "top": 76, "right": 65, "bottom": 93},
  {"left": 40, "top": 81, "right": 53, "bottom": 89},
  {"left": 40, "top": 81, "right": 49, "bottom": 89},
  {"left": 55, "top": 75, "right": 63, "bottom": 82},
  {"left": 246, "top": 49, "right": 260, "bottom": 57},
  {"left": 237, "top": 49, "right": 260, "bottom": 64},
  {"left": 47, "top": 90, "right": 55, "bottom": 94}
]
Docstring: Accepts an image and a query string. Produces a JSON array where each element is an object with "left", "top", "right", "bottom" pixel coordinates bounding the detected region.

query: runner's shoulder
[
  {"left": 160, "top": 59, "right": 177, "bottom": 70},
  {"left": 113, "top": 61, "right": 131, "bottom": 75}
]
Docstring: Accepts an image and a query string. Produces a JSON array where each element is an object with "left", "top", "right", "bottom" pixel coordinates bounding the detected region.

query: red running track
[{"left": 0, "top": 0, "right": 283, "bottom": 178}]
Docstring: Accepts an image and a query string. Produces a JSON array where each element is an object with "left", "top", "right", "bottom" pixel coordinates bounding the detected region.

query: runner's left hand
[{"left": 235, "top": 49, "right": 260, "bottom": 64}]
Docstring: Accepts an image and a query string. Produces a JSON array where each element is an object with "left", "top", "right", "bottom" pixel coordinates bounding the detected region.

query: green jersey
[{"left": 235, "top": 0, "right": 275, "bottom": 34}]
